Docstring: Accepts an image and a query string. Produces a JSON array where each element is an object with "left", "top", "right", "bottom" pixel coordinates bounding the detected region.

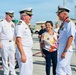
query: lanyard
[
  {"left": 57, "top": 17, "right": 70, "bottom": 45},
  {"left": 58, "top": 17, "right": 69, "bottom": 34}
]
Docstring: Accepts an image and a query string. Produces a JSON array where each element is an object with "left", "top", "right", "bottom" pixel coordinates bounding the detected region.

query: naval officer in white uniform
[
  {"left": 56, "top": 6, "right": 75, "bottom": 75},
  {"left": 15, "top": 8, "right": 33, "bottom": 75},
  {"left": 0, "top": 11, "right": 16, "bottom": 75}
]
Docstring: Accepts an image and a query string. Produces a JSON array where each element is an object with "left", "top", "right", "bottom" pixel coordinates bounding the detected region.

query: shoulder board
[
  {"left": 17, "top": 21, "right": 22, "bottom": 25},
  {"left": 0, "top": 20, "right": 3, "bottom": 22},
  {"left": 11, "top": 24, "right": 14, "bottom": 28}
]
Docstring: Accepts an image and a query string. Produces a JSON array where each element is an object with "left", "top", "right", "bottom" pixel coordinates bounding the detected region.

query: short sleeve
[
  {"left": 66, "top": 22, "right": 75, "bottom": 38},
  {"left": 0, "top": 22, "right": 2, "bottom": 33},
  {"left": 15, "top": 24, "right": 23, "bottom": 38}
]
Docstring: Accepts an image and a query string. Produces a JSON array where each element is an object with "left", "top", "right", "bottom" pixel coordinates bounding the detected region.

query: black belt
[{"left": 9, "top": 40, "right": 12, "bottom": 42}]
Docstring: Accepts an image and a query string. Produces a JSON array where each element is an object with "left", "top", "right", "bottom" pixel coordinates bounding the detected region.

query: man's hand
[
  {"left": 42, "top": 53, "right": 46, "bottom": 58},
  {"left": 21, "top": 54, "right": 26, "bottom": 63},
  {"left": 38, "top": 35, "right": 41, "bottom": 38},
  {"left": 61, "top": 52, "right": 66, "bottom": 58},
  {"left": 41, "top": 51, "right": 46, "bottom": 58},
  {"left": 0, "top": 43, "right": 2, "bottom": 49}
]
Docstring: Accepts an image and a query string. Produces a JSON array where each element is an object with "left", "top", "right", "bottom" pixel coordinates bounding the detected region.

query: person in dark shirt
[
  {"left": 29, "top": 25, "right": 33, "bottom": 34},
  {"left": 38, "top": 24, "right": 46, "bottom": 42}
]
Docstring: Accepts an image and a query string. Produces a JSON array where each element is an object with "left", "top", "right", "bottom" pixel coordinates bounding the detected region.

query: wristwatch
[{"left": 64, "top": 49, "right": 67, "bottom": 52}]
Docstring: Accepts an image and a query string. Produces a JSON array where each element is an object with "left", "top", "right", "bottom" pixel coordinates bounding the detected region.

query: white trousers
[
  {"left": 16, "top": 46, "right": 33, "bottom": 75},
  {"left": 74, "top": 32, "right": 76, "bottom": 46},
  {"left": 1, "top": 40, "right": 16, "bottom": 75},
  {"left": 56, "top": 50, "right": 73, "bottom": 75}
]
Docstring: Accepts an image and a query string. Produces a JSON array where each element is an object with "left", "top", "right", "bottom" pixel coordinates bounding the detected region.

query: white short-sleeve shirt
[
  {"left": 0, "top": 20, "right": 15, "bottom": 40},
  {"left": 42, "top": 31, "right": 57, "bottom": 51},
  {"left": 15, "top": 20, "right": 33, "bottom": 48},
  {"left": 58, "top": 21, "right": 75, "bottom": 51}
]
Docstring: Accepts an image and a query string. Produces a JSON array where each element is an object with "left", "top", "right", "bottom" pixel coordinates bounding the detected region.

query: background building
[{"left": 35, "top": 21, "right": 46, "bottom": 31}]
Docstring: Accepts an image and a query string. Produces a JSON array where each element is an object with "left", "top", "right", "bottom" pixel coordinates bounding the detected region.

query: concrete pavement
[
  {"left": 0, "top": 34, "right": 76, "bottom": 75},
  {"left": 32, "top": 34, "right": 76, "bottom": 75}
]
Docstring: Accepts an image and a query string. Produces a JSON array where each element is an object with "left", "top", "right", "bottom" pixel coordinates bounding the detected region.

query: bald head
[{"left": 41, "top": 24, "right": 45, "bottom": 29}]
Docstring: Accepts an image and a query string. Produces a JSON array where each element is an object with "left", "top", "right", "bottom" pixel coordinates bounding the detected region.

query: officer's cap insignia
[
  {"left": 5, "top": 11, "right": 14, "bottom": 17},
  {"left": 56, "top": 6, "right": 70, "bottom": 13},
  {"left": 18, "top": 21, "right": 22, "bottom": 25}
]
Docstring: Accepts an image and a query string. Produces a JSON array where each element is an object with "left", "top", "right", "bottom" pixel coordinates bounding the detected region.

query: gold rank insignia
[
  {"left": 11, "top": 24, "right": 14, "bottom": 28},
  {"left": 18, "top": 21, "right": 22, "bottom": 25}
]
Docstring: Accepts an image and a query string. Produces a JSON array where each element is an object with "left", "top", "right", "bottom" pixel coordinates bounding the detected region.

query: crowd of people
[{"left": 0, "top": 5, "right": 76, "bottom": 75}]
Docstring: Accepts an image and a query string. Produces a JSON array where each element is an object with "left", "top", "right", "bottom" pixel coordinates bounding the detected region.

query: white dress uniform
[
  {"left": 0, "top": 20, "right": 16, "bottom": 75},
  {"left": 15, "top": 20, "right": 33, "bottom": 75},
  {"left": 56, "top": 21, "right": 75, "bottom": 75},
  {"left": 74, "top": 27, "right": 76, "bottom": 47}
]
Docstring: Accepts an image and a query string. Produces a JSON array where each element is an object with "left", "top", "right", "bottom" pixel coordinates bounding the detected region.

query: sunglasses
[{"left": 27, "top": 14, "right": 32, "bottom": 17}]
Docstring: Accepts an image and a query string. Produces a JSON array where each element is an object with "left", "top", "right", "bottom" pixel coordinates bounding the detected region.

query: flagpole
[{"left": 63, "top": 0, "right": 66, "bottom": 6}]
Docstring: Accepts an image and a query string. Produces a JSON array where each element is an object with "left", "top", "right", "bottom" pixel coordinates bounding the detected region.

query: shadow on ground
[{"left": 33, "top": 60, "right": 45, "bottom": 65}]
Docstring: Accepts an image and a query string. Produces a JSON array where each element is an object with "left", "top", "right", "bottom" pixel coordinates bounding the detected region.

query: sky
[{"left": 0, "top": 0, "right": 76, "bottom": 25}]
